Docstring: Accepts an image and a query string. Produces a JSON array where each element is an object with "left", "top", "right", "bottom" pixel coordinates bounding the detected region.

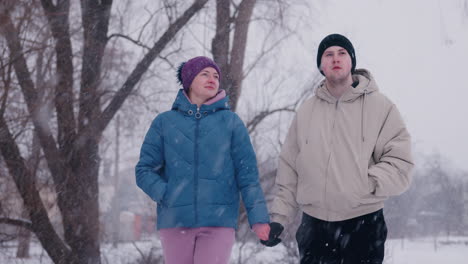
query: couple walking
[{"left": 135, "top": 33, "right": 414, "bottom": 264}]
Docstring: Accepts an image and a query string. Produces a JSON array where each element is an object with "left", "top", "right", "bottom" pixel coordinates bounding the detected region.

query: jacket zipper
[
  {"left": 194, "top": 107, "right": 201, "bottom": 225},
  {"left": 324, "top": 100, "right": 339, "bottom": 220}
]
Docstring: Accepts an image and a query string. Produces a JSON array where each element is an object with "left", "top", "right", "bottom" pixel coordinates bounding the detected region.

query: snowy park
[{"left": 1, "top": 0, "right": 468, "bottom": 263}]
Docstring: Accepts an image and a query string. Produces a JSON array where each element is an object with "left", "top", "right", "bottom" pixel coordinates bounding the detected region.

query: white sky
[{"left": 285, "top": 0, "right": 468, "bottom": 170}]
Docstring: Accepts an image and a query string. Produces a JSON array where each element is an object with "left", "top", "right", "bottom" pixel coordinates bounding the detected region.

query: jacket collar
[
  {"left": 171, "top": 89, "right": 230, "bottom": 117},
  {"left": 316, "top": 68, "right": 379, "bottom": 103}
]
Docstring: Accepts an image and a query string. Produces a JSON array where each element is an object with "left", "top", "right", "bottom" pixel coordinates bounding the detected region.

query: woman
[{"left": 135, "top": 56, "right": 270, "bottom": 264}]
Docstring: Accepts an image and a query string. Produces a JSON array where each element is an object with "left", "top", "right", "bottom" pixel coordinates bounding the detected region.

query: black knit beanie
[{"left": 316, "top": 33, "right": 356, "bottom": 75}]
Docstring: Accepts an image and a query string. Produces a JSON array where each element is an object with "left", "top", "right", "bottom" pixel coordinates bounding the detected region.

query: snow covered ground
[
  {"left": 384, "top": 237, "right": 468, "bottom": 264},
  {"left": 1, "top": 236, "right": 467, "bottom": 264}
]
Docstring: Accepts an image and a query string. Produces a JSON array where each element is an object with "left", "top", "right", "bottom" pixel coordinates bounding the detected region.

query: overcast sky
[{"left": 285, "top": 0, "right": 468, "bottom": 170}]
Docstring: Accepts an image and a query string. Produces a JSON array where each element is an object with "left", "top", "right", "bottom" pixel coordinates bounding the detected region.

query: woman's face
[{"left": 189, "top": 67, "right": 220, "bottom": 104}]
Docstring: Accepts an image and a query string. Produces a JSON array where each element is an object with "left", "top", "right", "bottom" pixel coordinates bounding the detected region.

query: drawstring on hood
[{"left": 361, "top": 89, "right": 368, "bottom": 142}]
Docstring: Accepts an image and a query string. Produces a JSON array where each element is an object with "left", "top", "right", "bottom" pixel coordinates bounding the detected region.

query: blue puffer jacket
[{"left": 135, "top": 89, "right": 269, "bottom": 229}]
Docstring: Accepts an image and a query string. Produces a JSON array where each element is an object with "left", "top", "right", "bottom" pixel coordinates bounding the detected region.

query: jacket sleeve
[
  {"left": 231, "top": 115, "right": 270, "bottom": 226},
  {"left": 135, "top": 116, "right": 167, "bottom": 204},
  {"left": 368, "top": 104, "right": 414, "bottom": 197},
  {"left": 270, "top": 115, "right": 300, "bottom": 226}
]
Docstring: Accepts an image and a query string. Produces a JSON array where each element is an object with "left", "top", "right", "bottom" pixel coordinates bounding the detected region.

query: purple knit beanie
[{"left": 177, "top": 56, "right": 221, "bottom": 93}]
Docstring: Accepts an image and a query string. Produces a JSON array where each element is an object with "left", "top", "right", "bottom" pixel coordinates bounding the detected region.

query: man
[{"left": 261, "top": 34, "right": 414, "bottom": 264}]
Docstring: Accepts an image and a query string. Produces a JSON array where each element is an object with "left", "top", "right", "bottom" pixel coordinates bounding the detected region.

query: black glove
[{"left": 260, "top": 222, "right": 284, "bottom": 247}]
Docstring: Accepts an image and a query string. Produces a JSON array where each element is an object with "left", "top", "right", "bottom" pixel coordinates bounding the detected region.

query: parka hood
[
  {"left": 171, "top": 89, "right": 230, "bottom": 116},
  {"left": 316, "top": 68, "right": 379, "bottom": 103}
]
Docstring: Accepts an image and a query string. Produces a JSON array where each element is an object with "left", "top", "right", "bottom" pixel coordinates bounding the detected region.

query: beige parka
[{"left": 271, "top": 69, "right": 414, "bottom": 224}]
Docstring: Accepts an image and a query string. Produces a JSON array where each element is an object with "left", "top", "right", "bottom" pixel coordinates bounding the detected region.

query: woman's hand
[
  {"left": 260, "top": 222, "right": 284, "bottom": 247},
  {"left": 252, "top": 223, "right": 270, "bottom": 241}
]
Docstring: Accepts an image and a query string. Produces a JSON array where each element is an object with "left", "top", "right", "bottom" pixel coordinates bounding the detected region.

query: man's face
[{"left": 320, "top": 46, "right": 352, "bottom": 82}]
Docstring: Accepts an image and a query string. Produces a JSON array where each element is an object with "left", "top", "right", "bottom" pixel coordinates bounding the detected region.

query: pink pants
[{"left": 159, "top": 227, "right": 235, "bottom": 264}]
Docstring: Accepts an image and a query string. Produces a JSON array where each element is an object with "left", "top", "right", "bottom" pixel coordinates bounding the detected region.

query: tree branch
[
  {"left": 108, "top": 33, "right": 151, "bottom": 50},
  {"left": 242, "top": 31, "right": 293, "bottom": 79},
  {"left": 0, "top": 56, "right": 12, "bottom": 117},
  {"left": 137, "top": 6, "right": 160, "bottom": 41},
  {"left": 0, "top": 218, "right": 33, "bottom": 231},
  {"left": 0, "top": 2, "right": 65, "bottom": 181},
  {"left": 40, "top": 0, "right": 77, "bottom": 153},
  {"left": 77, "top": 0, "right": 113, "bottom": 133},
  {"left": 39, "top": 0, "right": 56, "bottom": 12},
  {"left": 246, "top": 107, "right": 295, "bottom": 134},
  {"left": 245, "top": 73, "right": 320, "bottom": 134},
  {"left": 212, "top": 0, "right": 231, "bottom": 84},
  {"left": 75, "top": 0, "right": 209, "bottom": 148},
  {"left": 0, "top": 115, "right": 70, "bottom": 263},
  {"left": 229, "top": 0, "right": 257, "bottom": 110}
]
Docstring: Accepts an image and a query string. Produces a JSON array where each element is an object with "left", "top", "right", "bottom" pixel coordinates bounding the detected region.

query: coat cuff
[
  {"left": 271, "top": 213, "right": 289, "bottom": 227},
  {"left": 368, "top": 177, "right": 378, "bottom": 194}
]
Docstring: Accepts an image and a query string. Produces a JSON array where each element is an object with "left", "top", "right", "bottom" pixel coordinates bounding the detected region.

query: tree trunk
[
  {"left": 0, "top": 116, "right": 71, "bottom": 264},
  {"left": 229, "top": 0, "right": 256, "bottom": 110},
  {"left": 212, "top": 0, "right": 231, "bottom": 93},
  {"left": 65, "top": 141, "right": 102, "bottom": 264},
  {"left": 212, "top": 0, "right": 257, "bottom": 111},
  {"left": 16, "top": 208, "right": 31, "bottom": 258},
  {"left": 112, "top": 115, "right": 120, "bottom": 247},
  {"left": 16, "top": 121, "right": 43, "bottom": 259}
]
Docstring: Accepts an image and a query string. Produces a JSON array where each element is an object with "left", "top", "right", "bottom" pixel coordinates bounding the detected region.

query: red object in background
[
  {"left": 134, "top": 214, "right": 142, "bottom": 240},
  {"left": 143, "top": 215, "right": 157, "bottom": 234}
]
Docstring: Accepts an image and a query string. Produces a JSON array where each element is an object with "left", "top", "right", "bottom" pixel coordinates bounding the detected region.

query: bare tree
[
  {"left": 0, "top": 0, "right": 209, "bottom": 263},
  {"left": 211, "top": 0, "right": 293, "bottom": 112},
  {"left": 383, "top": 151, "right": 466, "bottom": 246},
  {"left": 421, "top": 154, "right": 464, "bottom": 237}
]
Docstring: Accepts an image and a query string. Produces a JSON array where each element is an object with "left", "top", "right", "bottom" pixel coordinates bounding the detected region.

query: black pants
[{"left": 296, "top": 209, "right": 387, "bottom": 264}]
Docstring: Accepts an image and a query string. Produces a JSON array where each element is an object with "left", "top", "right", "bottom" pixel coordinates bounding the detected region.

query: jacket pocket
[
  {"left": 295, "top": 152, "right": 324, "bottom": 206},
  {"left": 327, "top": 185, "right": 362, "bottom": 212},
  {"left": 164, "top": 176, "right": 192, "bottom": 207},
  {"left": 199, "top": 178, "right": 235, "bottom": 205},
  {"left": 357, "top": 162, "right": 387, "bottom": 205}
]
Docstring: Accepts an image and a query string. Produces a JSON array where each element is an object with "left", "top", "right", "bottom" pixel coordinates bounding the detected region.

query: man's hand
[{"left": 260, "top": 222, "right": 284, "bottom": 247}]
